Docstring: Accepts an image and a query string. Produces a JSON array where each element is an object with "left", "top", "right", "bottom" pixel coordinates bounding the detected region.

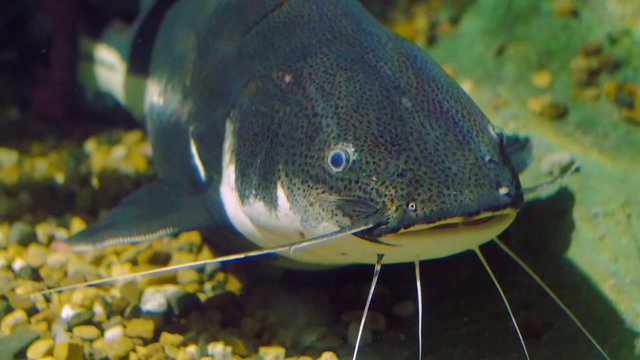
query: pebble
[
  {"left": 135, "top": 342, "right": 164, "bottom": 359},
  {"left": 24, "top": 242, "right": 49, "bottom": 268},
  {"left": 176, "top": 268, "right": 200, "bottom": 285},
  {"left": 552, "top": 0, "right": 578, "bottom": 17},
  {"left": 8, "top": 221, "right": 36, "bottom": 246},
  {"left": 207, "top": 341, "right": 232, "bottom": 360},
  {"left": 72, "top": 325, "right": 101, "bottom": 341},
  {"left": 530, "top": 69, "right": 553, "bottom": 90},
  {"left": 258, "top": 345, "right": 286, "bottom": 360},
  {"left": 1, "top": 309, "right": 28, "bottom": 335},
  {"left": 45, "top": 251, "right": 68, "bottom": 269},
  {"left": 317, "top": 351, "right": 339, "bottom": 360},
  {"left": 26, "top": 338, "right": 55, "bottom": 359},
  {"left": 104, "top": 325, "right": 126, "bottom": 341},
  {"left": 125, "top": 318, "right": 155, "bottom": 341},
  {"left": 60, "top": 304, "right": 93, "bottom": 327},
  {"left": 106, "top": 337, "right": 136, "bottom": 359},
  {"left": 391, "top": 299, "right": 416, "bottom": 319},
  {"left": 53, "top": 339, "right": 85, "bottom": 360},
  {"left": 159, "top": 332, "right": 184, "bottom": 347},
  {"left": 526, "top": 94, "right": 568, "bottom": 119},
  {"left": 140, "top": 285, "right": 180, "bottom": 313}
]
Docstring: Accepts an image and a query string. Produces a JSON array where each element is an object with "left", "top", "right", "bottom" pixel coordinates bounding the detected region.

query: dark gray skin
[{"left": 68, "top": 0, "right": 524, "bottom": 264}]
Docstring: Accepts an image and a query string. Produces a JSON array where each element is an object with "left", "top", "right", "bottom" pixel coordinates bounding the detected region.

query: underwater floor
[{"left": 0, "top": 0, "right": 638, "bottom": 359}]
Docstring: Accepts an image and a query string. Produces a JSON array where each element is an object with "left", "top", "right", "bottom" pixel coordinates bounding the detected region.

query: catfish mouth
[{"left": 355, "top": 206, "right": 519, "bottom": 242}]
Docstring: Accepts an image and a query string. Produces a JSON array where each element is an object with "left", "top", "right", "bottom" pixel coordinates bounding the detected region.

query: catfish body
[{"left": 71, "top": 0, "right": 525, "bottom": 266}]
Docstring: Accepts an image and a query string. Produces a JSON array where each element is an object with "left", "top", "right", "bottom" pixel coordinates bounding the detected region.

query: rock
[
  {"left": 176, "top": 268, "right": 200, "bottom": 286},
  {"left": 53, "top": 340, "right": 84, "bottom": 360},
  {"left": 125, "top": 318, "right": 155, "bottom": 341},
  {"left": 206, "top": 342, "right": 232, "bottom": 360},
  {"left": 176, "top": 344, "right": 198, "bottom": 360},
  {"left": 45, "top": 252, "right": 68, "bottom": 269},
  {"left": 24, "top": 242, "right": 49, "bottom": 268},
  {"left": 140, "top": 285, "right": 180, "bottom": 313},
  {"left": 135, "top": 342, "right": 164, "bottom": 359},
  {"left": 391, "top": 299, "right": 416, "bottom": 319},
  {"left": 0, "top": 325, "right": 39, "bottom": 360},
  {"left": 8, "top": 221, "right": 36, "bottom": 246},
  {"left": 1, "top": 309, "right": 28, "bottom": 335},
  {"left": 72, "top": 325, "right": 101, "bottom": 341},
  {"left": 103, "top": 337, "right": 135, "bottom": 360},
  {"left": 104, "top": 325, "right": 125, "bottom": 341},
  {"left": 26, "top": 338, "right": 54, "bottom": 359},
  {"left": 158, "top": 332, "right": 184, "bottom": 347},
  {"left": 59, "top": 305, "right": 93, "bottom": 328},
  {"left": 317, "top": 351, "right": 339, "bottom": 360},
  {"left": 258, "top": 345, "right": 286, "bottom": 360},
  {"left": 530, "top": 69, "right": 553, "bottom": 90},
  {"left": 15, "top": 263, "right": 40, "bottom": 281}
]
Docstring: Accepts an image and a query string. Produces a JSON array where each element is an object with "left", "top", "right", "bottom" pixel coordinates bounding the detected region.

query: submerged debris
[{"left": 604, "top": 80, "right": 640, "bottom": 124}]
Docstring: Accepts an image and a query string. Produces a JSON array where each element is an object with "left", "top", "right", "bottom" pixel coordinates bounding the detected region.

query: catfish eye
[{"left": 327, "top": 149, "right": 351, "bottom": 173}]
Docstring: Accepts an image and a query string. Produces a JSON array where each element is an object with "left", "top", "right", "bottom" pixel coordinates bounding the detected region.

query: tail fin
[{"left": 76, "top": 0, "right": 172, "bottom": 120}]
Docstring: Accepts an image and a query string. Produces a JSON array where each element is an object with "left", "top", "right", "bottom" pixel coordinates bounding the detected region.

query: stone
[
  {"left": 104, "top": 325, "right": 125, "bottom": 341},
  {"left": 24, "top": 242, "right": 49, "bottom": 268},
  {"left": 317, "top": 351, "right": 339, "bottom": 360},
  {"left": 26, "top": 338, "right": 54, "bottom": 359},
  {"left": 176, "top": 268, "right": 200, "bottom": 286},
  {"left": 391, "top": 299, "right": 416, "bottom": 319},
  {"left": 1, "top": 309, "right": 28, "bottom": 335},
  {"left": 53, "top": 340, "right": 84, "bottom": 360},
  {"left": 72, "top": 325, "right": 101, "bottom": 341},
  {"left": 59, "top": 305, "right": 93, "bottom": 328},
  {"left": 140, "top": 285, "right": 180, "bottom": 313},
  {"left": 8, "top": 221, "right": 36, "bottom": 246},
  {"left": 206, "top": 341, "right": 232, "bottom": 360},
  {"left": 176, "top": 344, "right": 198, "bottom": 360},
  {"left": 134, "top": 342, "right": 164, "bottom": 359},
  {"left": 45, "top": 252, "right": 68, "bottom": 269},
  {"left": 158, "top": 332, "right": 184, "bottom": 347},
  {"left": 125, "top": 318, "right": 155, "bottom": 341},
  {"left": 258, "top": 345, "right": 286, "bottom": 360},
  {"left": 103, "top": 337, "right": 135, "bottom": 360}
]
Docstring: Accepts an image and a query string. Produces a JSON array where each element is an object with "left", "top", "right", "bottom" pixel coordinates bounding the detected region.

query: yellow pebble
[
  {"left": 316, "top": 351, "right": 339, "bottom": 360},
  {"left": 531, "top": 69, "right": 553, "bottom": 89},
  {"left": 26, "top": 338, "right": 55, "bottom": 359}
]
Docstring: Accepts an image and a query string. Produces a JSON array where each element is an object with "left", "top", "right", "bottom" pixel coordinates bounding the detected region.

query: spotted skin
[
  {"left": 69, "top": 0, "right": 522, "bottom": 263},
  {"left": 229, "top": 0, "right": 522, "bottom": 237}
]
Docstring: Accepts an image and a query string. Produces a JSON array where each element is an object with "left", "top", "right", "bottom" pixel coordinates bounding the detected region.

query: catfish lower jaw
[{"left": 373, "top": 211, "right": 518, "bottom": 260}]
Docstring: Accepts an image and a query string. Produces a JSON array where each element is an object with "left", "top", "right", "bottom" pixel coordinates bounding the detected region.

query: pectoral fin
[
  {"left": 65, "top": 181, "right": 225, "bottom": 250},
  {"left": 505, "top": 134, "right": 532, "bottom": 174}
]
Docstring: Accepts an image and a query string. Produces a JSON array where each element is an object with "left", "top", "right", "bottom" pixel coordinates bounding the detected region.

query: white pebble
[
  {"left": 11, "top": 257, "right": 27, "bottom": 273},
  {"left": 140, "top": 285, "right": 180, "bottom": 313},
  {"left": 207, "top": 342, "right": 232, "bottom": 360},
  {"left": 104, "top": 325, "right": 125, "bottom": 341},
  {"left": 59, "top": 304, "right": 81, "bottom": 322}
]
